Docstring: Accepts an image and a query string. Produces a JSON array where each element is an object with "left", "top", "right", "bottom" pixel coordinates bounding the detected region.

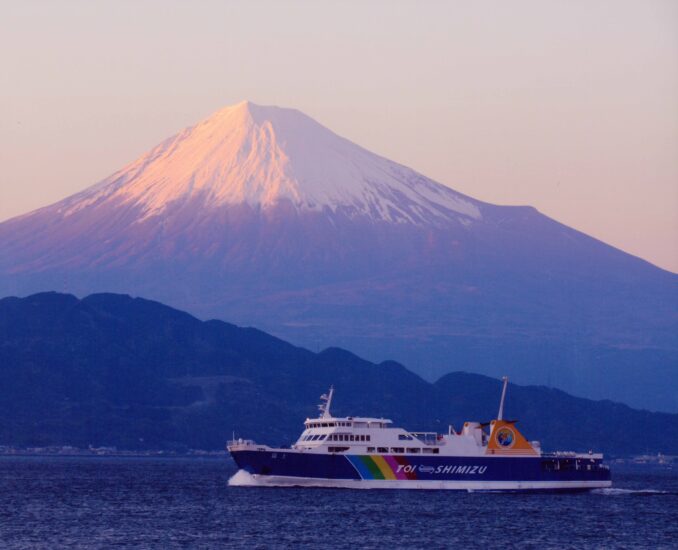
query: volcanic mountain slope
[
  {"left": 0, "top": 101, "right": 676, "bottom": 411},
  {"left": 1, "top": 101, "right": 484, "bottom": 275}
]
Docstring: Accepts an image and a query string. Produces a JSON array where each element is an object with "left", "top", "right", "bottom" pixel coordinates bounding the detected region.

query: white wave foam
[
  {"left": 592, "top": 488, "right": 669, "bottom": 495},
  {"left": 228, "top": 469, "right": 259, "bottom": 487}
]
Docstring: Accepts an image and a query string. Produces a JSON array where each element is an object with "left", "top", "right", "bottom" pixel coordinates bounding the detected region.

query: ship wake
[{"left": 592, "top": 488, "right": 676, "bottom": 496}]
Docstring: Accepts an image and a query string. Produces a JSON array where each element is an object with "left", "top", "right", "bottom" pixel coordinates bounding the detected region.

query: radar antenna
[
  {"left": 318, "top": 386, "right": 334, "bottom": 418},
  {"left": 497, "top": 376, "right": 509, "bottom": 421}
]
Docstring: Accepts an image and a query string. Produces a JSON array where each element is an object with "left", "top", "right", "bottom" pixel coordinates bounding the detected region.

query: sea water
[{"left": 0, "top": 457, "right": 675, "bottom": 549}]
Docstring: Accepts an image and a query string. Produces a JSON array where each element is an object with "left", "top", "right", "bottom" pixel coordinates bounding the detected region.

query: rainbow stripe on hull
[{"left": 348, "top": 455, "right": 417, "bottom": 480}]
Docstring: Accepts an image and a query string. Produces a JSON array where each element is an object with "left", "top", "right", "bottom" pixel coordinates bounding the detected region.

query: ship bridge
[{"left": 304, "top": 417, "right": 392, "bottom": 429}]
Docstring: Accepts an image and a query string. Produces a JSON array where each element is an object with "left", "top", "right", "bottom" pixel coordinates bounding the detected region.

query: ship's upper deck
[
  {"left": 295, "top": 414, "right": 448, "bottom": 453},
  {"left": 289, "top": 386, "right": 543, "bottom": 457},
  {"left": 304, "top": 416, "right": 392, "bottom": 429}
]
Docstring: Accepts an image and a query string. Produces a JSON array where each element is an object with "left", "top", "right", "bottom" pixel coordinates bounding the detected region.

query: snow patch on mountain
[{"left": 57, "top": 101, "right": 482, "bottom": 225}]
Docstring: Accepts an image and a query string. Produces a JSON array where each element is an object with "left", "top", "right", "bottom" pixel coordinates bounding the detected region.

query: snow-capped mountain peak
[{"left": 60, "top": 101, "right": 481, "bottom": 224}]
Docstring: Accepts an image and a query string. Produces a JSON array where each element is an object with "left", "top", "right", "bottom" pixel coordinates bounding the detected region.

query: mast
[
  {"left": 318, "top": 386, "right": 334, "bottom": 418},
  {"left": 497, "top": 376, "right": 509, "bottom": 421}
]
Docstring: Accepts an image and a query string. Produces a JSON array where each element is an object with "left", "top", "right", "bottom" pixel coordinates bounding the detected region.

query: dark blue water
[{"left": 0, "top": 457, "right": 676, "bottom": 549}]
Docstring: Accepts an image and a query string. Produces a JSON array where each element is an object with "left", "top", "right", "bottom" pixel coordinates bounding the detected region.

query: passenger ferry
[{"left": 227, "top": 378, "right": 611, "bottom": 491}]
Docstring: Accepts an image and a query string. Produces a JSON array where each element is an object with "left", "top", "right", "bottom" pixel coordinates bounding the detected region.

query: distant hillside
[{"left": 0, "top": 292, "right": 675, "bottom": 455}]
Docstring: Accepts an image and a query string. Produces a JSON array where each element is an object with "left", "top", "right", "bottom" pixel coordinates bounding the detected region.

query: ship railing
[
  {"left": 227, "top": 439, "right": 256, "bottom": 447},
  {"left": 543, "top": 451, "right": 578, "bottom": 458},
  {"left": 543, "top": 451, "right": 604, "bottom": 460}
]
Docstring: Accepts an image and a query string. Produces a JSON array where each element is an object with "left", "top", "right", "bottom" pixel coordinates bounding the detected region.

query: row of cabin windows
[
  {"left": 307, "top": 421, "right": 353, "bottom": 429},
  {"left": 330, "top": 434, "right": 370, "bottom": 442},
  {"left": 301, "top": 434, "right": 371, "bottom": 443},
  {"left": 302, "top": 434, "right": 327, "bottom": 441},
  {"left": 329, "top": 446, "right": 440, "bottom": 454}
]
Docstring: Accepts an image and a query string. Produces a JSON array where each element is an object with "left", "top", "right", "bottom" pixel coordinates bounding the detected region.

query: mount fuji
[{"left": 0, "top": 101, "right": 676, "bottom": 411}]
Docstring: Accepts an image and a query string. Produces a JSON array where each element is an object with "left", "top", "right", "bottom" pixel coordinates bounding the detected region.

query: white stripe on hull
[{"left": 228, "top": 470, "right": 612, "bottom": 491}]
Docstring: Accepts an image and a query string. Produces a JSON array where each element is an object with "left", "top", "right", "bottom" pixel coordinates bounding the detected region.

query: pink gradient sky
[{"left": 1, "top": 1, "right": 676, "bottom": 272}]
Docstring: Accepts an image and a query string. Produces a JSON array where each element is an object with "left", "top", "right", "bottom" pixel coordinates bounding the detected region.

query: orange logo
[{"left": 496, "top": 427, "right": 515, "bottom": 448}]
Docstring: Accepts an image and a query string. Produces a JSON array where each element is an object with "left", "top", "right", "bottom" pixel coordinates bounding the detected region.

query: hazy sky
[{"left": 1, "top": 0, "right": 676, "bottom": 272}]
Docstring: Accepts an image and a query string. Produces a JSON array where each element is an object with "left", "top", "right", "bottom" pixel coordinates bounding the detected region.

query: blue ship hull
[{"left": 230, "top": 450, "right": 611, "bottom": 491}]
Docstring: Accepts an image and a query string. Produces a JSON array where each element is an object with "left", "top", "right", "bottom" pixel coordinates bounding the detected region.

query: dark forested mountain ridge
[{"left": 0, "top": 292, "right": 675, "bottom": 455}]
